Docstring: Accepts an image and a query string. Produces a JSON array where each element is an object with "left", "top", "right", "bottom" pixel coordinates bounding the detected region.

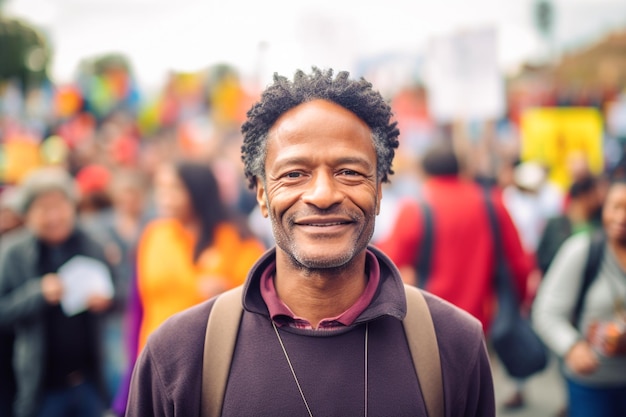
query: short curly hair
[{"left": 241, "top": 67, "right": 400, "bottom": 189}]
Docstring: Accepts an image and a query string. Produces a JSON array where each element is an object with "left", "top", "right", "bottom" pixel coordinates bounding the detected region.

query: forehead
[
  {"left": 27, "top": 189, "right": 73, "bottom": 211},
  {"left": 266, "top": 99, "right": 374, "bottom": 157},
  {"left": 606, "top": 182, "right": 626, "bottom": 201}
]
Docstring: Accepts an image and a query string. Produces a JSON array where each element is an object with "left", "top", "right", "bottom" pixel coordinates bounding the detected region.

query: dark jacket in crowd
[{"left": 0, "top": 227, "right": 111, "bottom": 417}]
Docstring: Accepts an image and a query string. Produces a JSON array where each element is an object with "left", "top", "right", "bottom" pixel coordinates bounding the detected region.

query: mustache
[{"left": 287, "top": 207, "right": 363, "bottom": 224}]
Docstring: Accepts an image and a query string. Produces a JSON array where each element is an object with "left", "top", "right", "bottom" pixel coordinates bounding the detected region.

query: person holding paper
[{"left": 0, "top": 167, "right": 113, "bottom": 417}]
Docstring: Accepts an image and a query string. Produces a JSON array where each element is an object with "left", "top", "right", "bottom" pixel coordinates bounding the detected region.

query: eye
[
  {"left": 280, "top": 171, "right": 308, "bottom": 182},
  {"left": 339, "top": 169, "right": 361, "bottom": 177}
]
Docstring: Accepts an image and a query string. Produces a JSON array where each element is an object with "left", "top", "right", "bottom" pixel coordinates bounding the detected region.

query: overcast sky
[{"left": 4, "top": 0, "right": 626, "bottom": 91}]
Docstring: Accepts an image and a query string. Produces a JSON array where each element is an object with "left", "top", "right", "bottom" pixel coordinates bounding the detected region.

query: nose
[{"left": 301, "top": 171, "right": 343, "bottom": 209}]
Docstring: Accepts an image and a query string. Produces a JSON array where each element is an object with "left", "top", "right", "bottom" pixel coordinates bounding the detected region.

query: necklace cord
[
  {"left": 272, "top": 322, "right": 314, "bottom": 417},
  {"left": 271, "top": 321, "right": 370, "bottom": 417},
  {"left": 364, "top": 323, "right": 369, "bottom": 417}
]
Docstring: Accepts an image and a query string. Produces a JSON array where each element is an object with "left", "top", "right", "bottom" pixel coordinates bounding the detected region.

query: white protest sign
[{"left": 424, "top": 27, "right": 505, "bottom": 123}]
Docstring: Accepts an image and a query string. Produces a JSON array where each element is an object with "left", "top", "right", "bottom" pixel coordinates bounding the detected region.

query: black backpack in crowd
[{"left": 573, "top": 230, "right": 606, "bottom": 328}]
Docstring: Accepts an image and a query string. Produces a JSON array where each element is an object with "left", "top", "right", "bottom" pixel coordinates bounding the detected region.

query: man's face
[
  {"left": 25, "top": 190, "right": 76, "bottom": 245},
  {"left": 256, "top": 99, "right": 382, "bottom": 269},
  {"left": 603, "top": 182, "right": 626, "bottom": 244}
]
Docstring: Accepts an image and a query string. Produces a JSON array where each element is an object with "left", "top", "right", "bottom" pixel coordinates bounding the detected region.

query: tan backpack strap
[
  {"left": 200, "top": 284, "right": 441, "bottom": 416},
  {"left": 201, "top": 286, "right": 244, "bottom": 417},
  {"left": 403, "top": 284, "right": 444, "bottom": 417}
]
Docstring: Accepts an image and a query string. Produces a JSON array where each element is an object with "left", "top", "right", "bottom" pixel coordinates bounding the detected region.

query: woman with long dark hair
[
  {"left": 135, "top": 159, "right": 266, "bottom": 350},
  {"left": 111, "top": 159, "right": 266, "bottom": 416}
]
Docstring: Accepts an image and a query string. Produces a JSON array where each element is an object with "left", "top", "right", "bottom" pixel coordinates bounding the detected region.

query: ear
[
  {"left": 255, "top": 178, "right": 269, "bottom": 218},
  {"left": 376, "top": 182, "right": 383, "bottom": 215}
]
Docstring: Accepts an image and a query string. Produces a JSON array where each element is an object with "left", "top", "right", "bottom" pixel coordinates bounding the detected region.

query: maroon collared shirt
[{"left": 260, "top": 250, "right": 381, "bottom": 330}]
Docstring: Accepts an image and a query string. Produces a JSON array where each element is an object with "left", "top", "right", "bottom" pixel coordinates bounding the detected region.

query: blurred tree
[
  {"left": 534, "top": 0, "right": 554, "bottom": 38},
  {"left": 0, "top": 13, "right": 51, "bottom": 92}
]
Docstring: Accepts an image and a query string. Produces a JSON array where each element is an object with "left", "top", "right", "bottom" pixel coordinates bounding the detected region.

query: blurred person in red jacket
[
  {"left": 375, "top": 141, "right": 536, "bottom": 410},
  {"left": 375, "top": 141, "right": 534, "bottom": 331}
]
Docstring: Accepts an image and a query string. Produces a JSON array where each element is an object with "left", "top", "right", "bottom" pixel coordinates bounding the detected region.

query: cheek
[
  {"left": 604, "top": 205, "right": 626, "bottom": 228},
  {"left": 264, "top": 187, "right": 298, "bottom": 216},
  {"left": 50, "top": 207, "right": 75, "bottom": 228},
  {"left": 355, "top": 186, "right": 381, "bottom": 214}
]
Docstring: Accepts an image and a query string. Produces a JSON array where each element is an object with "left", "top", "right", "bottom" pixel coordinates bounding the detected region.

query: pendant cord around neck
[
  {"left": 271, "top": 321, "right": 370, "bottom": 417},
  {"left": 364, "top": 322, "right": 369, "bottom": 417},
  {"left": 272, "top": 321, "right": 314, "bottom": 417}
]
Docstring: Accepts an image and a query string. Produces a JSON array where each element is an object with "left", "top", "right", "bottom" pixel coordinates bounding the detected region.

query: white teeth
[{"left": 306, "top": 222, "right": 343, "bottom": 226}]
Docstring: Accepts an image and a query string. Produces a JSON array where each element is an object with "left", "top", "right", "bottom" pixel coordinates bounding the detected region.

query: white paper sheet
[{"left": 57, "top": 255, "right": 114, "bottom": 316}]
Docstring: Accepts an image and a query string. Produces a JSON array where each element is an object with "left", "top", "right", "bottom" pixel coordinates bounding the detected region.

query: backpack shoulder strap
[
  {"left": 403, "top": 284, "right": 444, "bottom": 417},
  {"left": 201, "top": 286, "right": 244, "bottom": 417},
  {"left": 415, "top": 200, "right": 434, "bottom": 288},
  {"left": 201, "top": 284, "right": 443, "bottom": 417},
  {"left": 572, "top": 231, "right": 605, "bottom": 327}
]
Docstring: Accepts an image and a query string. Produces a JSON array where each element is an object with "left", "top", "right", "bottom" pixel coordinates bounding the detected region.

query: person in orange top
[
  {"left": 136, "top": 160, "right": 266, "bottom": 350},
  {"left": 110, "top": 159, "right": 266, "bottom": 416}
]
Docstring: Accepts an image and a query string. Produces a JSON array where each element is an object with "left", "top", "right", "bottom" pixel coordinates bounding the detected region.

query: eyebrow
[{"left": 272, "top": 155, "right": 375, "bottom": 172}]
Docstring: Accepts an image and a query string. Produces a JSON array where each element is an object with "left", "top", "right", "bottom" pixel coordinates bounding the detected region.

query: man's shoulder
[
  {"left": 145, "top": 298, "right": 217, "bottom": 361},
  {"left": 131, "top": 298, "right": 219, "bottom": 414},
  {"left": 420, "top": 289, "right": 483, "bottom": 340}
]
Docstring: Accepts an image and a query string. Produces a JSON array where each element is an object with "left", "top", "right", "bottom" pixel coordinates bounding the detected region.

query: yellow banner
[{"left": 520, "top": 107, "right": 604, "bottom": 190}]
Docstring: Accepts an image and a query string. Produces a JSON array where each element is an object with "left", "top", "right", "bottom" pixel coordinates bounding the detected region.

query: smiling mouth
[{"left": 301, "top": 222, "right": 348, "bottom": 227}]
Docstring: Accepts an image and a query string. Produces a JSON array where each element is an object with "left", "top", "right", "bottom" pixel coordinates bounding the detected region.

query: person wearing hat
[
  {"left": 502, "top": 161, "right": 564, "bottom": 255},
  {"left": 0, "top": 167, "right": 114, "bottom": 417}
]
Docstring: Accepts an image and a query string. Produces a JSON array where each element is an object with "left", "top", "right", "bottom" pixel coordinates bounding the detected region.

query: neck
[
  {"left": 180, "top": 216, "right": 201, "bottom": 240},
  {"left": 566, "top": 203, "right": 589, "bottom": 224},
  {"left": 274, "top": 251, "right": 368, "bottom": 329}
]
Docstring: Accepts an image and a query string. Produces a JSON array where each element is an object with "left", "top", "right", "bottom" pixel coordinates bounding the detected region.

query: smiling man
[{"left": 126, "top": 68, "right": 495, "bottom": 417}]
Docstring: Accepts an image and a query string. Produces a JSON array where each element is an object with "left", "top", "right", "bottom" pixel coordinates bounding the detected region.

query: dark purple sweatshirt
[{"left": 126, "top": 247, "right": 495, "bottom": 417}]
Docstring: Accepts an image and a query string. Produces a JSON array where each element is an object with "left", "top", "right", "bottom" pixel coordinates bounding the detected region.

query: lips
[
  {"left": 295, "top": 217, "right": 353, "bottom": 227},
  {"left": 301, "top": 221, "right": 348, "bottom": 226}
]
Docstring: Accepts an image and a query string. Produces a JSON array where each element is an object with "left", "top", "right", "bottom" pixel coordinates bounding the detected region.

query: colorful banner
[{"left": 520, "top": 107, "right": 604, "bottom": 190}]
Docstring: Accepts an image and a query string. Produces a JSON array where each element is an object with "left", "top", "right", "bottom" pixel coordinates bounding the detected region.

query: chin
[
  {"left": 290, "top": 247, "right": 358, "bottom": 270},
  {"left": 40, "top": 229, "right": 73, "bottom": 245},
  {"left": 297, "top": 257, "right": 351, "bottom": 270}
]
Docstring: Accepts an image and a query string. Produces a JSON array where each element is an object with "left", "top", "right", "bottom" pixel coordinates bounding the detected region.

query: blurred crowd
[{"left": 1, "top": 54, "right": 626, "bottom": 417}]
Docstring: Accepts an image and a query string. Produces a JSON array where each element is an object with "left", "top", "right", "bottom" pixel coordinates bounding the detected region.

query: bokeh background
[
  {"left": 2, "top": 0, "right": 626, "bottom": 192},
  {"left": 2, "top": 2, "right": 626, "bottom": 416}
]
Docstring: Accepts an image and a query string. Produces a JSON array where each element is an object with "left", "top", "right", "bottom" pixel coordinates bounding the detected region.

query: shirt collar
[{"left": 259, "top": 250, "right": 381, "bottom": 328}]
